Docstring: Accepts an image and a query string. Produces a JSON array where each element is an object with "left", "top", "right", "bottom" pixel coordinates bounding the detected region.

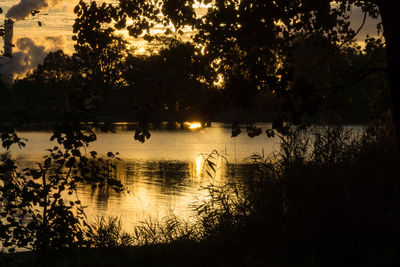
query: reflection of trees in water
[
  {"left": 95, "top": 184, "right": 113, "bottom": 210},
  {"left": 85, "top": 182, "right": 113, "bottom": 211},
  {"left": 141, "top": 161, "right": 190, "bottom": 194},
  {"left": 123, "top": 160, "right": 190, "bottom": 184},
  {"left": 121, "top": 161, "right": 141, "bottom": 184},
  {"left": 80, "top": 159, "right": 263, "bottom": 211}
]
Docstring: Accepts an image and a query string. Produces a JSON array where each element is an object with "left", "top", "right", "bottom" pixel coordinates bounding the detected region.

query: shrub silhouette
[{"left": 195, "top": 124, "right": 400, "bottom": 265}]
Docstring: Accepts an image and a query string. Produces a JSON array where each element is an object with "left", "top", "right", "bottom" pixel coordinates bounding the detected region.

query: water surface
[{"left": 4, "top": 123, "right": 280, "bottom": 230}]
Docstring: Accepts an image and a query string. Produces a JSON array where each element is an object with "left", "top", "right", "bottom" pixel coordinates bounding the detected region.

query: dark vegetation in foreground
[{"left": 1, "top": 124, "right": 399, "bottom": 267}]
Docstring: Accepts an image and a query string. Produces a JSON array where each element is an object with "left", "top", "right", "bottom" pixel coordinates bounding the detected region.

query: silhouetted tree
[
  {"left": 122, "top": 38, "right": 221, "bottom": 125},
  {"left": 73, "top": 0, "right": 129, "bottom": 113},
  {"left": 1, "top": 5, "right": 125, "bottom": 255},
  {"left": 85, "top": 0, "right": 396, "bottom": 139}
]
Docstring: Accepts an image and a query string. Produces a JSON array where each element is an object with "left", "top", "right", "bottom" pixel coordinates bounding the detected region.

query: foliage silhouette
[
  {"left": 1, "top": 117, "right": 124, "bottom": 254},
  {"left": 70, "top": 0, "right": 398, "bottom": 141},
  {"left": 1, "top": 7, "right": 125, "bottom": 253},
  {"left": 195, "top": 123, "right": 399, "bottom": 266}
]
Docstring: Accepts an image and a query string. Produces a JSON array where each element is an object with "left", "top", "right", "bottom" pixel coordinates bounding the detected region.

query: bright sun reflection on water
[
  {"left": 195, "top": 154, "right": 203, "bottom": 178},
  {"left": 187, "top": 122, "right": 202, "bottom": 129}
]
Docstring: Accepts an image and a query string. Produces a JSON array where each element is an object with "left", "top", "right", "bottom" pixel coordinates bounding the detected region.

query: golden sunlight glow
[
  {"left": 195, "top": 154, "right": 204, "bottom": 178},
  {"left": 200, "top": 46, "right": 206, "bottom": 55},
  {"left": 193, "top": 0, "right": 213, "bottom": 9},
  {"left": 187, "top": 122, "right": 202, "bottom": 129},
  {"left": 213, "top": 73, "right": 224, "bottom": 87}
]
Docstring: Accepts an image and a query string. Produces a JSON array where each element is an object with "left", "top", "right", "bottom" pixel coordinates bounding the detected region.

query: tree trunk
[{"left": 378, "top": 1, "right": 400, "bottom": 148}]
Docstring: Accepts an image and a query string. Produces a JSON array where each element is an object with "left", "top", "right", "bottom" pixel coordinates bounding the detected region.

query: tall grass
[{"left": 192, "top": 124, "right": 400, "bottom": 265}]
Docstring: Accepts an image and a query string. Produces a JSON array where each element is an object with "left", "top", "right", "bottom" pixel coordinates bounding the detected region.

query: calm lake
[{"left": 4, "top": 123, "right": 281, "bottom": 231}]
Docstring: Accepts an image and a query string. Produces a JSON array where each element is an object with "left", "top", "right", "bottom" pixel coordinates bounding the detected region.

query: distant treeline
[{"left": 1, "top": 36, "right": 389, "bottom": 125}]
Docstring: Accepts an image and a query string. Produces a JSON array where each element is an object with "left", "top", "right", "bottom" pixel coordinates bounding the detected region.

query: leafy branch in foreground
[{"left": 0, "top": 126, "right": 123, "bottom": 254}]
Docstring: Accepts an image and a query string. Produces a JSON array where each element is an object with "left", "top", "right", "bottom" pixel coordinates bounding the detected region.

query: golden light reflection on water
[
  {"left": 76, "top": 155, "right": 234, "bottom": 232},
  {"left": 187, "top": 122, "right": 202, "bottom": 129},
  {"left": 8, "top": 123, "right": 280, "bottom": 233},
  {"left": 195, "top": 154, "right": 203, "bottom": 178}
]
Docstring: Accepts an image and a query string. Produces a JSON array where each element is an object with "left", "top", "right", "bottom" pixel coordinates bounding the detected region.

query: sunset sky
[
  {"left": 1, "top": 0, "right": 381, "bottom": 77},
  {"left": 1, "top": 0, "right": 105, "bottom": 54}
]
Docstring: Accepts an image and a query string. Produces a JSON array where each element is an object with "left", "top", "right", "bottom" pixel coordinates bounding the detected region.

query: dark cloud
[
  {"left": 0, "top": 36, "right": 66, "bottom": 80},
  {"left": 6, "top": 0, "right": 63, "bottom": 20}
]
